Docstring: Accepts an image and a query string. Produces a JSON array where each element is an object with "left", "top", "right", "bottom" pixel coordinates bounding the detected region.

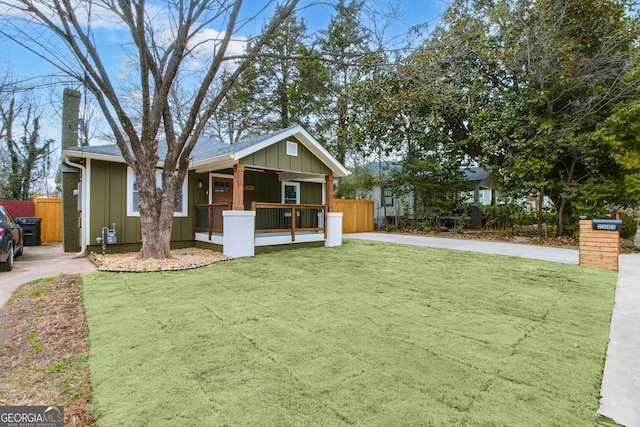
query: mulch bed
[{"left": 89, "top": 247, "right": 229, "bottom": 272}]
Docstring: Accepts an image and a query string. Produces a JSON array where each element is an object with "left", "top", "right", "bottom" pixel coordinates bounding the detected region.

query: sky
[{"left": 0, "top": 0, "right": 451, "bottom": 152}]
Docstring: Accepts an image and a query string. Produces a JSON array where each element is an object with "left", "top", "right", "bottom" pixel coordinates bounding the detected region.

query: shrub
[
  {"left": 482, "top": 203, "right": 527, "bottom": 233},
  {"left": 619, "top": 212, "right": 638, "bottom": 240}
]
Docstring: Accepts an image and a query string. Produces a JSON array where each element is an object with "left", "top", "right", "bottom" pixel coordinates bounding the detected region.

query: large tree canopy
[
  {"left": 0, "top": 0, "right": 301, "bottom": 259},
  {"left": 377, "top": 0, "right": 639, "bottom": 235},
  {"left": 1, "top": 0, "right": 637, "bottom": 245}
]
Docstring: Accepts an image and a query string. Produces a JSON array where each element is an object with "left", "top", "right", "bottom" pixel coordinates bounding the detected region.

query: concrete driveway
[
  {"left": 0, "top": 242, "right": 97, "bottom": 308},
  {"left": 345, "top": 232, "right": 579, "bottom": 264}
]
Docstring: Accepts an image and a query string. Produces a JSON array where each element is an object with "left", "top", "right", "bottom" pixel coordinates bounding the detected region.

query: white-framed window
[
  {"left": 383, "top": 186, "right": 394, "bottom": 207},
  {"left": 286, "top": 141, "right": 298, "bottom": 156},
  {"left": 282, "top": 181, "right": 300, "bottom": 204},
  {"left": 127, "top": 167, "right": 188, "bottom": 217}
]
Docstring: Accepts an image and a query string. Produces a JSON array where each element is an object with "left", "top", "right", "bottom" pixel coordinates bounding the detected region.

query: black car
[{"left": 0, "top": 205, "right": 24, "bottom": 271}]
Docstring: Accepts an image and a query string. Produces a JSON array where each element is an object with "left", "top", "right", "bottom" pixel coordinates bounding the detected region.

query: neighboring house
[
  {"left": 365, "top": 161, "right": 413, "bottom": 227},
  {"left": 362, "top": 162, "right": 494, "bottom": 228},
  {"left": 462, "top": 166, "right": 494, "bottom": 207},
  {"left": 58, "top": 91, "right": 348, "bottom": 257}
]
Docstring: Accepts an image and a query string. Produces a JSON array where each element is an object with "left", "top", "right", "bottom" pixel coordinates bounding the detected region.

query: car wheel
[{"left": 1, "top": 243, "right": 14, "bottom": 271}]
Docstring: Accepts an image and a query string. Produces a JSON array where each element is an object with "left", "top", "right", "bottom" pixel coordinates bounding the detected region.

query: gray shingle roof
[
  {"left": 66, "top": 126, "right": 299, "bottom": 163},
  {"left": 361, "top": 161, "right": 490, "bottom": 182},
  {"left": 462, "top": 166, "right": 489, "bottom": 182}
]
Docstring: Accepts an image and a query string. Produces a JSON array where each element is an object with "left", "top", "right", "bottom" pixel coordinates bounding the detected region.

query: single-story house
[
  {"left": 60, "top": 122, "right": 349, "bottom": 257},
  {"left": 361, "top": 161, "right": 494, "bottom": 228}
]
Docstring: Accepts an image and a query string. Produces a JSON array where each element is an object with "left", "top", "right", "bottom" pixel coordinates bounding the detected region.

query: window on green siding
[
  {"left": 286, "top": 141, "right": 298, "bottom": 156},
  {"left": 127, "top": 167, "right": 188, "bottom": 217},
  {"left": 282, "top": 181, "right": 300, "bottom": 204}
]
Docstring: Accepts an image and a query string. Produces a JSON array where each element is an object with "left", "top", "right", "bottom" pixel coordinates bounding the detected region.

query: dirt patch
[
  {"left": 0, "top": 274, "right": 94, "bottom": 426},
  {"left": 90, "top": 247, "right": 230, "bottom": 272}
]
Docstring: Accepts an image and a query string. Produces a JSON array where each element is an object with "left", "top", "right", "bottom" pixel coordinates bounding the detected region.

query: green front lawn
[{"left": 82, "top": 240, "right": 617, "bottom": 426}]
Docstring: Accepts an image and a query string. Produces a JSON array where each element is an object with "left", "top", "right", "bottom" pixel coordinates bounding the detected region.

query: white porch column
[
  {"left": 223, "top": 210, "right": 255, "bottom": 257},
  {"left": 325, "top": 212, "right": 343, "bottom": 247}
]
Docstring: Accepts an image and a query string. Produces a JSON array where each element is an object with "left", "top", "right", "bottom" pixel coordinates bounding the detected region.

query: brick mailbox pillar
[{"left": 579, "top": 219, "right": 622, "bottom": 271}]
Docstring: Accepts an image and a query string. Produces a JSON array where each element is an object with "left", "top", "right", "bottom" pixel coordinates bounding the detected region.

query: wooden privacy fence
[
  {"left": 333, "top": 199, "right": 374, "bottom": 233},
  {"left": 33, "top": 197, "right": 62, "bottom": 243},
  {"left": 0, "top": 197, "right": 61, "bottom": 243},
  {"left": 0, "top": 199, "right": 34, "bottom": 217}
]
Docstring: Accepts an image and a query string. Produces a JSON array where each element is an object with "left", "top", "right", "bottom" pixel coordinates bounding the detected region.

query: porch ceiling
[
  {"left": 275, "top": 171, "right": 326, "bottom": 183},
  {"left": 199, "top": 164, "right": 327, "bottom": 183},
  {"left": 193, "top": 156, "right": 236, "bottom": 174}
]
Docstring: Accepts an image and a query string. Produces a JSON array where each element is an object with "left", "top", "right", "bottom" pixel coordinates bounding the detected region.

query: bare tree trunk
[
  {"left": 135, "top": 163, "right": 182, "bottom": 259},
  {"left": 556, "top": 155, "right": 577, "bottom": 237},
  {"left": 2, "top": 0, "right": 301, "bottom": 259},
  {"left": 138, "top": 207, "right": 174, "bottom": 259},
  {"left": 377, "top": 158, "right": 387, "bottom": 228},
  {"left": 537, "top": 185, "right": 545, "bottom": 237}
]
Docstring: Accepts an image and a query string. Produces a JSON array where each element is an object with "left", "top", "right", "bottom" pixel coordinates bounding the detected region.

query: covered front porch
[
  {"left": 191, "top": 163, "right": 342, "bottom": 256},
  {"left": 186, "top": 127, "right": 348, "bottom": 256},
  {"left": 193, "top": 201, "right": 329, "bottom": 247}
]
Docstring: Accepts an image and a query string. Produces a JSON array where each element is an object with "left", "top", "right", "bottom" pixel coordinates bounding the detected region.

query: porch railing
[
  {"left": 193, "top": 203, "right": 231, "bottom": 239},
  {"left": 252, "top": 202, "right": 327, "bottom": 241},
  {"left": 193, "top": 202, "right": 327, "bottom": 242}
]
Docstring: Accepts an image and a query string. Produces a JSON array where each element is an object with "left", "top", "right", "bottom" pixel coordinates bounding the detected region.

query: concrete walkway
[
  {"left": 598, "top": 253, "right": 640, "bottom": 427},
  {"left": 345, "top": 232, "right": 639, "bottom": 427},
  {"left": 0, "top": 242, "right": 97, "bottom": 308}
]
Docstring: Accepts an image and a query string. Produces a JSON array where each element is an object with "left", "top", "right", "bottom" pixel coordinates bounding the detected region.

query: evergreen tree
[{"left": 316, "top": 0, "right": 372, "bottom": 164}]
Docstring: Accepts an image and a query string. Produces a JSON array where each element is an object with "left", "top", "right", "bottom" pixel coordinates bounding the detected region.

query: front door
[
  {"left": 211, "top": 178, "right": 233, "bottom": 205},
  {"left": 211, "top": 178, "right": 233, "bottom": 231}
]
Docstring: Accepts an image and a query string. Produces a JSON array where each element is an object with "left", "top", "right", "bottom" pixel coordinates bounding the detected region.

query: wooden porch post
[
  {"left": 325, "top": 175, "right": 334, "bottom": 212},
  {"left": 233, "top": 164, "right": 245, "bottom": 210}
]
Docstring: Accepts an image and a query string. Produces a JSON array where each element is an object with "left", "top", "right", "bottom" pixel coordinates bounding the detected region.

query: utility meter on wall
[
  {"left": 96, "top": 223, "right": 117, "bottom": 254},
  {"left": 106, "top": 227, "right": 117, "bottom": 244}
]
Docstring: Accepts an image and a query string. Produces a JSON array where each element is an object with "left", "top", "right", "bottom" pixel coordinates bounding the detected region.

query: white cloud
[{"left": 183, "top": 28, "right": 248, "bottom": 71}]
